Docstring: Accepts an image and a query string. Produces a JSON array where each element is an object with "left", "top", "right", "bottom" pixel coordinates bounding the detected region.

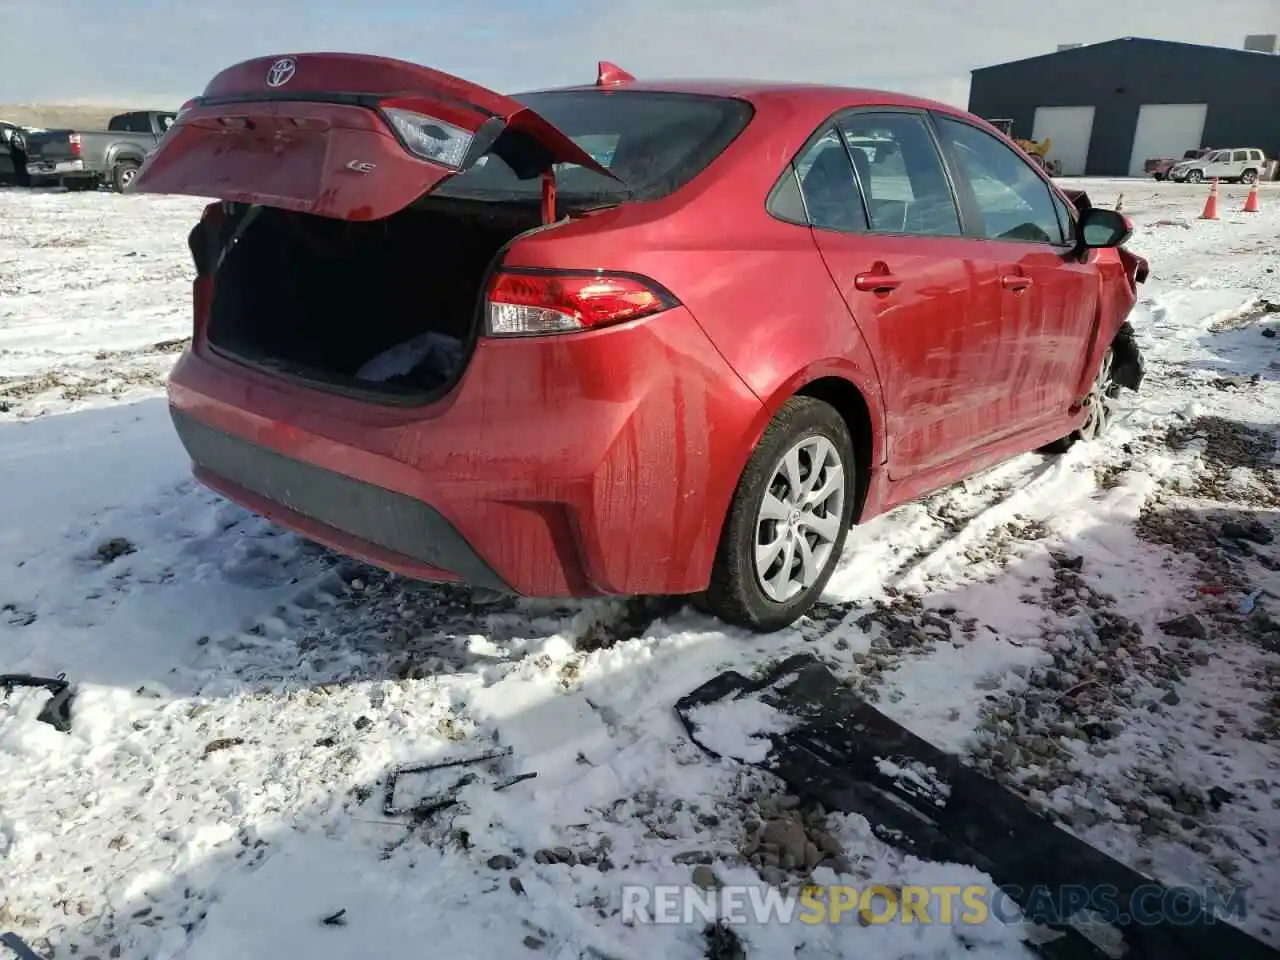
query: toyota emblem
[{"left": 266, "top": 57, "right": 297, "bottom": 88}]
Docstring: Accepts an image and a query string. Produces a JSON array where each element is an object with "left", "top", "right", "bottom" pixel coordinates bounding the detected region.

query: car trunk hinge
[{"left": 541, "top": 169, "right": 557, "bottom": 225}]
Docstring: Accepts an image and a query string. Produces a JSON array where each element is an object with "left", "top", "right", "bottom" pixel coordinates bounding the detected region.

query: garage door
[
  {"left": 1127, "top": 103, "right": 1209, "bottom": 177},
  {"left": 1031, "top": 106, "right": 1096, "bottom": 176}
]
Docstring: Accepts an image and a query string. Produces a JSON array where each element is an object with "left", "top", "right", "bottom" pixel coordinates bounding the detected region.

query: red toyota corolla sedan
[{"left": 131, "top": 54, "right": 1147, "bottom": 633}]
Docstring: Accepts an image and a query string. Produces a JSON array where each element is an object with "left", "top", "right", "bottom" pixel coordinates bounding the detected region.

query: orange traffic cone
[
  {"left": 1242, "top": 181, "right": 1260, "bottom": 213},
  {"left": 1199, "top": 178, "right": 1219, "bottom": 220}
]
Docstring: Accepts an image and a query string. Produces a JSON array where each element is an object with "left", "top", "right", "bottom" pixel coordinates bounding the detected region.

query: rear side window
[
  {"left": 791, "top": 128, "right": 868, "bottom": 233},
  {"left": 1233, "top": 150, "right": 1248, "bottom": 162},
  {"left": 934, "top": 115, "right": 1066, "bottom": 245},
  {"left": 430, "top": 91, "right": 752, "bottom": 204},
  {"left": 836, "top": 113, "right": 961, "bottom": 237}
]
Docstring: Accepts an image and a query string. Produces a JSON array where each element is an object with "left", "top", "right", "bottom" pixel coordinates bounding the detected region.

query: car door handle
[
  {"left": 1001, "top": 275, "right": 1033, "bottom": 292},
  {"left": 853, "top": 272, "right": 902, "bottom": 293}
]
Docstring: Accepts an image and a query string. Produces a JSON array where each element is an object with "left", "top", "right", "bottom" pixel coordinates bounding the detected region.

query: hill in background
[{"left": 0, "top": 104, "right": 167, "bottom": 129}]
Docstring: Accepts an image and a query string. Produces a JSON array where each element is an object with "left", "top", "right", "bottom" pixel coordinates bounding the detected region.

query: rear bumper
[
  {"left": 25, "top": 159, "right": 89, "bottom": 176},
  {"left": 172, "top": 408, "right": 511, "bottom": 590},
  {"left": 167, "top": 305, "right": 762, "bottom": 598}
]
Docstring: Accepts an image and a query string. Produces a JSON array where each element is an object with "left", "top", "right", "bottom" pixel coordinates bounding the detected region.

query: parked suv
[
  {"left": 1169, "top": 148, "right": 1267, "bottom": 184},
  {"left": 129, "top": 54, "right": 1147, "bottom": 632}
]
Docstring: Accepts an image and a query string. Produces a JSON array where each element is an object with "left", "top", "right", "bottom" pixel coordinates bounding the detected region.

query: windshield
[{"left": 430, "top": 90, "right": 753, "bottom": 204}]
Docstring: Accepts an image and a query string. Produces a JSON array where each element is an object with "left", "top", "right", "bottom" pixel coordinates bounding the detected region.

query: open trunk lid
[{"left": 130, "top": 53, "right": 616, "bottom": 221}]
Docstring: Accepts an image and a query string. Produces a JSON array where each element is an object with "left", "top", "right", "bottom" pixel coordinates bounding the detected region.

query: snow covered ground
[{"left": 1, "top": 178, "right": 1278, "bottom": 959}]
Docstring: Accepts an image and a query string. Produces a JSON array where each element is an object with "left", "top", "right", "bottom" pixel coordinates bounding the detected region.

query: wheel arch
[
  {"left": 106, "top": 144, "right": 145, "bottom": 169},
  {"left": 701, "top": 360, "right": 885, "bottom": 583},
  {"left": 793, "top": 376, "right": 877, "bottom": 522}
]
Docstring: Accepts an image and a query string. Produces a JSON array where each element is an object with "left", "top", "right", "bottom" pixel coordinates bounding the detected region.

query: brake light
[
  {"left": 379, "top": 106, "right": 473, "bottom": 168},
  {"left": 486, "top": 271, "right": 677, "bottom": 336},
  {"left": 68, "top": 134, "right": 81, "bottom": 157}
]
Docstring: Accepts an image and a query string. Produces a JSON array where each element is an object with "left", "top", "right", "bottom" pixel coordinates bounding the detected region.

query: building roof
[{"left": 971, "top": 36, "right": 1279, "bottom": 74}]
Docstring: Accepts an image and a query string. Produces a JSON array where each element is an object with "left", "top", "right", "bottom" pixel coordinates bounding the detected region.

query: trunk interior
[{"left": 207, "top": 198, "right": 542, "bottom": 400}]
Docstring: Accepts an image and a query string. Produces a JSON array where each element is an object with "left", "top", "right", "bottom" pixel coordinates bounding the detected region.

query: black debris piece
[
  {"left": 383, "top": 746, "right": 536, "bottom": 820},
  {"left": 675, "top": 654, "right": 1280, "bottom": 960},
  {"left": 0, "top": 933, "right": 43, "bottom": 960},
  {"left": 1207, "top": 786, "right": 1236, "bottom": 811},
  {"left": 703, "top": 921, "right": 747, "bottom": 960},
  {"left": 0, "top": 673, "right": 75, "bottom": 733},
  {"left": 322, "top": 908, "right": 348, "bottom": 927},
  {"left": 1222, "top": 520, "right": 1275, "bottom": 546}
]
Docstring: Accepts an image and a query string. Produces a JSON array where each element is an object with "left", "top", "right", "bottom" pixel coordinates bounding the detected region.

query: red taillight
[
  {"left": 486, "top": 270, "right": 676, "bottom": 336},
  {"left": 68, "top": 134, "right": 82, "bottom": 157}
]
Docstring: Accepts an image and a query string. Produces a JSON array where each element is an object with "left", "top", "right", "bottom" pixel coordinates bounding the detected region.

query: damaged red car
[{"left": 131, "top": 54, "right": 1147, "bottom": 633}]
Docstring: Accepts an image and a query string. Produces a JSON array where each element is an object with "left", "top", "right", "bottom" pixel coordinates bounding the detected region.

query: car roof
[{"left": 520, "top": 78, "right": 967, "bottom": 117}]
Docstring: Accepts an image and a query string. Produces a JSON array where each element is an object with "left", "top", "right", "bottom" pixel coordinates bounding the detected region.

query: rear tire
[
  {"left": 1039, "top": 346, "right": 1120, "bottom": 454},
  {"left": 1241, "top": 169, "right": 1258, "bottom": 185},
  {"left": 700, "top": 396, "right": 856, "bottom": 633},
  {"left": 112, "top": 160, "right": 140, "bottom": 192}
]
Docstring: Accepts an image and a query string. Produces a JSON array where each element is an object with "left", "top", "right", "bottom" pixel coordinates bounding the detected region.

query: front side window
[
  {"left": 836, "top": 112, "right": 961, "bottom": 237},
  {"left": 934, "top": 115, "right": 1065, "bottom": 245}
]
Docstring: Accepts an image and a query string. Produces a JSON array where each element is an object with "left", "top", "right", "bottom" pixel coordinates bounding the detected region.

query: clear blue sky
[{"left": 3, "top": 0, "right": 1276, "bottom": 107}]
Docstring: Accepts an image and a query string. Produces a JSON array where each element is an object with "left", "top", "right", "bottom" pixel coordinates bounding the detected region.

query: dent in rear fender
[{"left": 572, "top": 310, "right": 766, "bottom": 595}]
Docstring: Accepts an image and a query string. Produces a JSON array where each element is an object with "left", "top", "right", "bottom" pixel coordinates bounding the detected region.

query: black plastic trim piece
[{"left": 170, "top": 407, "right": 511, "bottom": 592}]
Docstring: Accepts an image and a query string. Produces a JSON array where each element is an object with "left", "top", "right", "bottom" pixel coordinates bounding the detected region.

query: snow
[
  {"left": 1, "top": 177, "right": 1279, "bottom": 958},
  {"left": 685, "top": 690, "right": 797, "bottom": 763}
]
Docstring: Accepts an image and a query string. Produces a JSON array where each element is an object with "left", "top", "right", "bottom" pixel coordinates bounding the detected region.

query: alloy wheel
[
  {"left": 1079, "top": 348, "right": 1116, "bottom": 440},
  {"left": 754, "top": 435, "right": 845, "bottom": 603}
]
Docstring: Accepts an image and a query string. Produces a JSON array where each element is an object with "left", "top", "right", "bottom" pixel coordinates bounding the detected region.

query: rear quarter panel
[{"left": 504, "top": 89, "right": 889, "bottom": 487}]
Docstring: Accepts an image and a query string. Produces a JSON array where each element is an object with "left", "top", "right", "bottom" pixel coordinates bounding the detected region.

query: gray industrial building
[{"left": 968, "top": 36, "right": 1280, "bottom": 177}]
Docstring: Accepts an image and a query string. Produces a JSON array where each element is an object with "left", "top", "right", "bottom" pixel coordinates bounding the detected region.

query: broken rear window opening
[{"left": 429, "top": 90, "right": 754, "bottom": 204}]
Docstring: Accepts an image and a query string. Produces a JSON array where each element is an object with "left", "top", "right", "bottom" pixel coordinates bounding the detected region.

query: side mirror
[{"left": 1078, "top": 207, "right": 1132, "bottom": 248}]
